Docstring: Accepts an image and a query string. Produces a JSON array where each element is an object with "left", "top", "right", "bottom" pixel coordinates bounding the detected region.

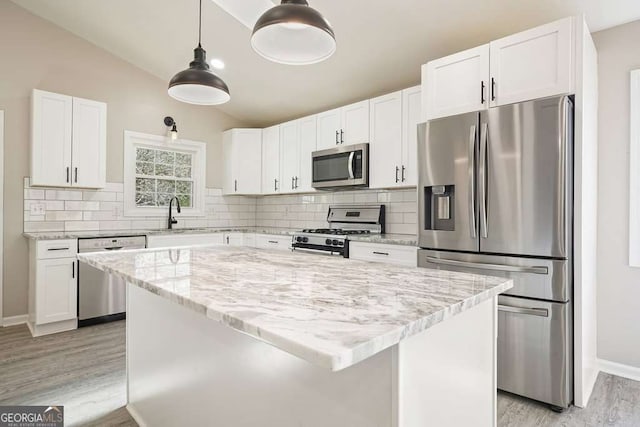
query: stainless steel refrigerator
[{"left": 417, "top": 95, "right": 573, "bottom": 410}]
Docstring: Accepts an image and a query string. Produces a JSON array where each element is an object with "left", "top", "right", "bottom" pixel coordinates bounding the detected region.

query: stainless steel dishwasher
[{"left": 78, "top": 235, "right": 147, "bottom": 326}]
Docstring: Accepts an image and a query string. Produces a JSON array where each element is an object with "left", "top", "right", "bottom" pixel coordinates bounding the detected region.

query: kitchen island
[{"left": 78, "top": 246, "right": 512, "bottom": 427}]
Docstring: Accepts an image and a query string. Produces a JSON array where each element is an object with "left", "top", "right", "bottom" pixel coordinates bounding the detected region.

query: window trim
[{"left": 124, "top": 131, "right": 206, "bottom": 217}]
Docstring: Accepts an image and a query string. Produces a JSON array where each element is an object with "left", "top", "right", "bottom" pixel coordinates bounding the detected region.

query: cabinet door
[
  {"left": 72, "top": 97, "right": 107, "bottom": 188},
  {"left": 297, "top": 115, "right": 317, "bottom": 192},
  {"left": 423, "top": 45, "right": 490, "bottom": 120},
  {"left": 369, "top": 91, "right": 403, "bottom": 189},
  {"left": 280, "top": 120, "right": 300, "bottom": 193},
  {"left": 236, "top": 129, "right": 262, "bottom": 195},
  {"left": 401, "top": 85, "right": 422, "bottom": 186},
  {"left": 262, "top": 125, "right": 281, "bottom": 194},
  {"left": 490, "top": 17, "right": 573, "bottom": 107},
  {"left": 36, "top": 258, "right": 77, "bottom": 324},
  {"left": 341, "top": 100, "right": 370, "bottom": 145},
  {"left": 222, "top": 130, "right": 236, "bottom": 195},
  {"left": 31, "top": 90, "right": 73, "bottom": 187},
  {"left": 316, "top": 108, "right": 342, "bottom": 150}
]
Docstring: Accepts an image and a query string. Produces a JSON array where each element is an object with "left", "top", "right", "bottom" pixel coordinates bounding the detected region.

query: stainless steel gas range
[{"left": 292, "top": 205, "right": 385, "bottom": 257}]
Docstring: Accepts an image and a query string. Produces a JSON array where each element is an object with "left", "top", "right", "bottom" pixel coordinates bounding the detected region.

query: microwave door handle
[
  {"left": 348, "top": 152, "right": 355, "bottom": 179},
  {"left": 468, "top": 124, "right": 477, "bottom": 239}
]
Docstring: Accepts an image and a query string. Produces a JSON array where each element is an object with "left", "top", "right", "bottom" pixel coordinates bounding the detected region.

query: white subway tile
[
  {"left": 99, "top": 221, "right": 133, "bottom": 230},
  {"left": 386, "top": 223, "right": 417, "bottom": 235},
  {"left": 83, "top": 191, "right": 117, "bottom": 201},
  {"left": 104, "top": 182, "right": 124, "bottom": 192},
  {"left": 355, "top": 192, "right": 378, "bottom": 203},
  {"left": 403, "top": 190, "right": 418, "bottom": 202},
  {"left": 116, "top": 193, "right": 124, "bottom": 202},
  {"left": 65, "top": 201, "right": 100, "bottom": 211},
  {"left": 83, "top": 211, "right": 117, "bottom": 221},
  {"left": 403, "top": 213, "right": 418, "bottom": 224},
  {"left": 333, "top": 193, "right": 354, "bottom": 203},
  {"left": 46, "top": 190, "right": 83, "bottom": 201},
  {"left": 24, "top": 189, "right": 45, "bottom": 200},
  {"left": 65, "top": 221, "right": 100, "bottom": 231},
  {"left": 24, "top": 222, "right": 64, "bottom": 232},
  {"left": 46, "top": 211, "right": 83, "bottom": 221}
]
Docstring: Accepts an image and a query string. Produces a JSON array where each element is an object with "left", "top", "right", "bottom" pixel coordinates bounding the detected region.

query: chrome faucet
[{"left": 168, "top": 196, "right": 181, "bottom": 230}]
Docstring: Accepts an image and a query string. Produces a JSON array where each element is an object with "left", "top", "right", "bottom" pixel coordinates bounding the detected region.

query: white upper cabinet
[
  {"left": 401, "top": 85, "right": 422, "bottom": 186},
  {"left": 31, "top": 89, "right": 106, "bottom": 188},
  {"left": 369, "top": 86, "right": 422, "bottom": 189},
  {"left": 369, "top": 91, "right": 403, "bottom": 189},
  {"left": 316, "top": 100, "right": 370, "bottom": 150},
  {"left": 341, "top": 100, "right": 370, "bottom": 146},
  {"left": 222, "top": 129, "right": 262, "bottom": 195},
  {"left": 280, "top": 116, "right": 317, "bottom": 193},
  {"left": 316, "top": 107, "right": 342, "bottom": 150},
  {"left": 296, "top": 115, "right": 317, "bottom": 192},
  {"left": 71, "top": 97, "right": 107, "bottom": 188},
  {"left": 280, "top": 120, "right": 300, "bottom": 193},
  {"left": 422, "top": 17, "right": 575, "bottom": 120},
  {"left": 489, "top": 17, "right": 573, "bottom": 107},
  {"left": 423, "top": 45, "right": 490, "bottom": 120},
  {"left": 262, "top": 125, "right": 281, "bottom": 194}
]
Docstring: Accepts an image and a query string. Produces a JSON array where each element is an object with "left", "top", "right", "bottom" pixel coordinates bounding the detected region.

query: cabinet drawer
[
  {"left": 349, "top": 242, "right": 417, "bottom": 267},
  {"left": 37, "top": 239, "right": 77, "bottom": 259},
  {"left": 255, "top": 234, "right": 292, "bottom": 251}
]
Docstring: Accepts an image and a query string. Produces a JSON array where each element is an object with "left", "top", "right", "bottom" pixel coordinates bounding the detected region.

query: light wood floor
[{"left": 1, "top": 321, "right": 639, "bottom": 426}]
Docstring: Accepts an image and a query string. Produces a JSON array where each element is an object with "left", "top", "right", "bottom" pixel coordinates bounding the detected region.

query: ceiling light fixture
[
  {"left": 251, "top": 0, "right": 336, "bottom": 65},
  {"left": 168, "top": 0, "right": 230, "bottom": 105}
]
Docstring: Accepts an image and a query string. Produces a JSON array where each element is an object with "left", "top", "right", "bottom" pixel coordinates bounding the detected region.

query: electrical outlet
[{"left": 30, "top": 203, "right": 45, "bottom": 216}]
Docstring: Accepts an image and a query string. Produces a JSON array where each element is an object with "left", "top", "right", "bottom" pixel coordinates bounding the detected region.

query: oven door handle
[{"left": 347, "top": 152, "right": 355, "bottom": 179}]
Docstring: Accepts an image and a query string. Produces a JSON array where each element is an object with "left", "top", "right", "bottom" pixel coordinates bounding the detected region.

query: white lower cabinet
[
  {"left": 28, "top": 239, "right": 79, "bottom": 337},
  {"left": 254, "top": 234, "right": 292, "bottom": 251},
  {"left": 348, "top": 242, "right": 418, "bottom": 267},
  {"left": 147, "top": 233, "right": 224, "bottom": 249}
]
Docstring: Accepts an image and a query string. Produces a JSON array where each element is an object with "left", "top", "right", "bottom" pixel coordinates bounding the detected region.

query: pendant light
[
  {"left": 168, "top": 0, "right": 230, "bottom": 105},
  {"left": 251, "top": 0, "right": 336, "bottom": 65}
]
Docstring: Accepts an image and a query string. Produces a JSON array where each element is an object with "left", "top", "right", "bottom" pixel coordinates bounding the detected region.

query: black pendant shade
[
  {"left": 251, "top": 0, "right": 336, "bottom": 65},
  {"left": 168, "top": 0, "right": 230, "bottom": 105}
]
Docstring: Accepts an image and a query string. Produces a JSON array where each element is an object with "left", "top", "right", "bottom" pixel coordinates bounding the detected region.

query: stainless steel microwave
[{"left": 311, "top": 143, "right": 369, "bottom": 190}]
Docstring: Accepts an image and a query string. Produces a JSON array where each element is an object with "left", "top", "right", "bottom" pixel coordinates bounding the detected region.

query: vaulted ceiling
[{"left": 11, "top": 0, "right": 640, "bottom": 126}]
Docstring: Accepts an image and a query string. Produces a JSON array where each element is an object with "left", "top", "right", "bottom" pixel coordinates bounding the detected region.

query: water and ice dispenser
[{"left": 423, "top": 185, "right": 455, "bottom": 231}]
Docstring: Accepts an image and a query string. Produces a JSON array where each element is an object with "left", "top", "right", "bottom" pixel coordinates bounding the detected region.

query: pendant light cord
[{"left": 198, "top": 0, "right": 202, "bottom": 48}]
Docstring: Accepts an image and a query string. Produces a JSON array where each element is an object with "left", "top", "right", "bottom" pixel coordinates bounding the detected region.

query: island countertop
[{"left": 78, "top": 246, "right": 512, "bottom": 371}]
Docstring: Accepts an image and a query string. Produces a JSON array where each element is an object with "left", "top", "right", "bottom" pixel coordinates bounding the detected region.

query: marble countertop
[
  {"left": 78, "top": 246, "right": 512, "bottom": 371},
  {"left": 23, "top": 228, "right": 417, "bottom": 246}
]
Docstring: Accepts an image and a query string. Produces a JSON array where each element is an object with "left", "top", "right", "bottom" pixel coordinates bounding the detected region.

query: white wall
[{"left": 592, "top": 20, "right": 640, "bottom": 369}]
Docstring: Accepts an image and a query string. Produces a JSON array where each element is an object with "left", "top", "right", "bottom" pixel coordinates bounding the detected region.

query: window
[{"left": 124, "top": 131, "right": 206, "bottom": 217}]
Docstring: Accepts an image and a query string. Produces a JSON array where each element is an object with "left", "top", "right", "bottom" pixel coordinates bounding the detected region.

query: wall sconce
[{"left": 164, "top": 116, "right": 178, "bottom": 141}]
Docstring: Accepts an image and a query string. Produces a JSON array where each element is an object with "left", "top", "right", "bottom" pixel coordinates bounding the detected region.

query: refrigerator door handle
[
  {"left": 498, "top": 304, "right": 549, "bottom": 317},
  {"left": 424, "top": 256, "right": 549, "bottom": 275},
  {"left": 479, "top": 122, "right": 489, "bottom": 238},
  {"left": 468, "top": 125, "right": 477, "bottom": 239}
]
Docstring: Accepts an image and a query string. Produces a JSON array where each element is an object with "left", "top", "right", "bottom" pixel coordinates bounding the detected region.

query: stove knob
[
  {"left": 332, "top": 240, "right": 339, "bottom": 246},
  {"left": 296, "top": 236, "right": 303, "bottom": 242},
  {"left": 302, "top": 237, "right": 309, "bottom": 243},
  {"left": 325, "top": 239, "right": 332, "bottom": 245},
  {"left": 338, "top": 241, "right": 344, "bottom": 246}
]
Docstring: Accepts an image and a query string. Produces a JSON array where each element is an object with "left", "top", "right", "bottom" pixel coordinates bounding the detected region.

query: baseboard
[
  {"left": 599, "top": 358, "right": 640, "bottom": 382},
  {"left": 126, "top": 404, "right": 147, "bottom": 427},
  {"left": 2, "top": 314, "right": 28, "bottom": 327}
]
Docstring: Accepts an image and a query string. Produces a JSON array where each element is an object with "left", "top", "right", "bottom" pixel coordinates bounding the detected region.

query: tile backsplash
[{"left": 23, "top": 178, "right": 417, "bottom": 235}]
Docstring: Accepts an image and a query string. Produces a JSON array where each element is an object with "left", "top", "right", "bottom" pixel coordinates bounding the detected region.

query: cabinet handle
[
  {"left": 401, "top": 166, "right": 406, "bottom": 182},
  {"left": 72, "top": 262, "right": 75, "bottom": 279},
  {"left": 395, "top": 166, "right": 399, "bottom": 183},
  {"left": 373, "top": 251, "right": 389, "bottom": 256},
  {"left": 66, "top": 167, "right": 70, "bottom": 183},
  {"left": 226, "top": 236, "right": 230, "bottom": 244},
  {"left": 268, "top": 240, "right": 278, "bottom": 244},
  {"left": 491, "top": 77, "right": 496, "bottom": 101},
  {"left": 291, "top": 177, "right": 295, "bottom": 190},
  {"left": 74, "top": 167, "right": 78, "bottom": 183},
  {"left": 48, "top": 247, "right": 70, "bottom": 251},
  {"left": 336, "top": 130, "right": 339, "bottom": 145},
  {"left": 340, "top": 129, "right": 344, "bottom": 144},
  {"left": 294, "top": 176, "right": 299, "bottom": 189},
  {"left": 274, "top": 179, "right": 278, "bottom": 191},
  {"left": 481, "top": 80, "right": 486, "bottom": 104},
  {"left": 234, "top": 179, "right": 237, "bottom": 192}
]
